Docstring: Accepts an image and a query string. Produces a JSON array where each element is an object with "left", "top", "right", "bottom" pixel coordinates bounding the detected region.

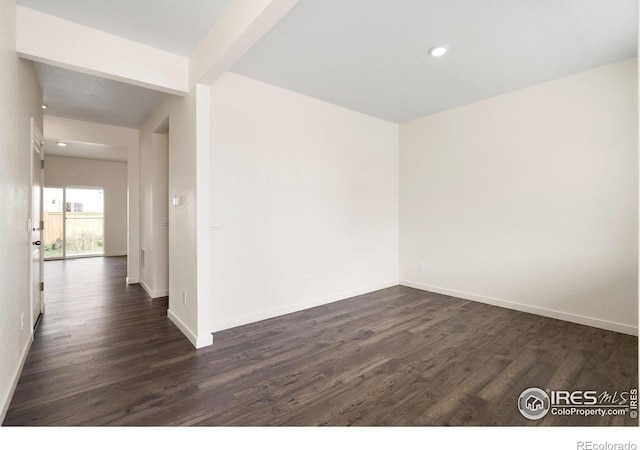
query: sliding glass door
[
  {"left": 43, "top": 187, "right": 105, "bottom": 259},
  {"left": 65, "top": 188, "right": 104, "bottom": 257}
]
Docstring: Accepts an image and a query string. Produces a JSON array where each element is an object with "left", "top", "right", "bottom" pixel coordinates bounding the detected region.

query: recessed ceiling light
[
  {"left": 56, "top": 142, "right": 67, "bottom": 147},
  {"left": 429, "top": 45, "right": 448, "bottom": 57},
  {"left": 42, "top": 104, "right": 48, "bottom": 109}
]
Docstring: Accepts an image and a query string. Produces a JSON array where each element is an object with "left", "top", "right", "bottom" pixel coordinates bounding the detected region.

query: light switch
[{"left": 172, "top": 196, "right": 181, "bottom": 206}]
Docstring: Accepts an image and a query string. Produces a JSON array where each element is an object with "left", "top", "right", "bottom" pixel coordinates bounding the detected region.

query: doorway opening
[
  {"left": 43, "top": 187, "right": 105, "bottom": 259},
  {"left": 138, "top": 117, "right": 169, "bottom": 299}
]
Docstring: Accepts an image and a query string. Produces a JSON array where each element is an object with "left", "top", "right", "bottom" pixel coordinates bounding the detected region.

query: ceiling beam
[
  {"left": 190, "top": 0, "right": 299, "bottom": 86},
  {"left": 16, "top": 6, "right": 189, "bottom": 96}
]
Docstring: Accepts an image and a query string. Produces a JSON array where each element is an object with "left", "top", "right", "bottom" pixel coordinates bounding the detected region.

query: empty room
[{"left": 0, "top": 0, "right": 637, "bottom": 442}]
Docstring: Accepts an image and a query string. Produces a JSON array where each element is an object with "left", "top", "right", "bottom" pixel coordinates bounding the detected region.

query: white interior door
[{"left": 31, "top": 118, "right": 44, "bottom": 329}]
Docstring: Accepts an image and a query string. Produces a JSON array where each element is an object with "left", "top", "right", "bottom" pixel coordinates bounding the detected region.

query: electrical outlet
[
  {"left": 20, "top": 312, "right": 24, "bottom": 330},
  {"left": 418, "top": 262, "right": 425, "bottom": 273},
  {"left": 182, "top": 291, "right": 187, "bottom": 306}
]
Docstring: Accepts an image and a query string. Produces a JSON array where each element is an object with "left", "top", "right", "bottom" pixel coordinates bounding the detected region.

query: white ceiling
[
  {"left": 17, "top": 0, "right": 639, "bottom": 160},
  {"left": 44, "top": 139, "right": 127, "bottom": 162},
  {"left": 35, "top": 62, "right": 163, "bottom": 129},
  {"left": 16, "top": 0, "right": 232, "bottom": 56},
  {"left": 20, "top": 0, "right": 232, "bottom": 162},
  {"left": 230, "top": 0, "right": 638, "bottom": 123}
]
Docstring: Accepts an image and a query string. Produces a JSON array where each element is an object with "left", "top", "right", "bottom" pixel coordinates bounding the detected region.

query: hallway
[{"left": 4, "top": 257, "right": 191, "bottom": 425}]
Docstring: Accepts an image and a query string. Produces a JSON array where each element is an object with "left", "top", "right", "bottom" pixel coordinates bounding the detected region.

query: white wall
[
  {"left": 0, "top": 0, "right": 43, "bottom": 423},
  {"left": 43, "top": 116, "right": 140, "bottom": 282},
  {"left": 400, "top": 58, "right": 638, "bottom": 335},
  {"left": 208, "top": 72, "right": 399, "bottom": 331},
  {"left": 44, "top": 156, "right": 128, "bottom": 257},
  {"left": 152, "top": 133, "right": 169, "bottom": 295},
  {"left": 139, "top": 90, "right": 202, "bottom": 345},
  {"left": 138, "top": 130, "right": 169, "bottom": 297},
  {"left": 134, "top": 1, "right": 301, "bottom": 348}
]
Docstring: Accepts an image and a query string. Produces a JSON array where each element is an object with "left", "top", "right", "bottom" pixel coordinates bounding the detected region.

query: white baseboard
[
  {"left": 400, "top": 279, "right": 638, "bottom": 336},
  {"left": 139, "top": 279, "right": 168, "bottom": 299},
  {"left": 125, "top": 277, "right": 139, "bottom": 285},
  {"left": 1, "top": 333, "right": 33, "bottom": 425},
  {"left": 167, "top": 309, "right": 212, "bottom": 349},
  {"left": 211, "top": 280, "right": 399, "bottom": 333},
  {"left": 139, "top": 279, "right": 152, "bottom": 297},
  {"left": 104, "top": 253, "right": 127, "bottom": 257}
]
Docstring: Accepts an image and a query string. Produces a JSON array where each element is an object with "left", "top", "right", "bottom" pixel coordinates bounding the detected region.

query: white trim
[
  {"left": 1, "top": 333, "right": 33, "bottom": 424},
  {"left": 125, "top": 276, "right": 139, "bottom": 285},
  {"left": 139, "top": 279, "right": 168, "bottom": 299},
  {"left": 29, "top": 117, "right": 45, "bottom": 337},
  {"left": 211, "top": 280, "right": 399, "bottom": 333},
  {"left": 139, "top": 279, "right": 151, "bottom": 296},
  {"left": 167, "top": 309, "right": 212, "bottom": 348},
  {"left": 195, "top": 84, "right": 213, "bottom": 350},
  {"left": 400, "top": 279, "right": 638, "bottom": 336},
  {"left": 103, "top": 253, "right": 127, "bottom": 257}
]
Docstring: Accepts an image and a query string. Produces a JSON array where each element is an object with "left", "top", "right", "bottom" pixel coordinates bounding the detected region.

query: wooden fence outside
[
  {"left": 44, "top": 212, "right": 104, "bottom": 255},
  {"left": 44, "top": 212, "right": 63, "bottom": 244}
]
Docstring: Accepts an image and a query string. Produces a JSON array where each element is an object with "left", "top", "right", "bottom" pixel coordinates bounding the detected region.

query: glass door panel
[
  {"left": 65, "top": 188, "right": 104, "bottom": 257},
  {"left": 43, "top": 187, "right": 64, "bottom": 259}
]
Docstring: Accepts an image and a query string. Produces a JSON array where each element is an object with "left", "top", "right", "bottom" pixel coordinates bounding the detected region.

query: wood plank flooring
[{"left": 4, "top": 256, "right": 638, "bottom": 426}]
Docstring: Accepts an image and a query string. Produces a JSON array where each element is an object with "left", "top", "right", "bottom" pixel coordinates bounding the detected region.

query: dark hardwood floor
[{"left": 4, "top": 256, "right": 638, "bottom": 426}]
